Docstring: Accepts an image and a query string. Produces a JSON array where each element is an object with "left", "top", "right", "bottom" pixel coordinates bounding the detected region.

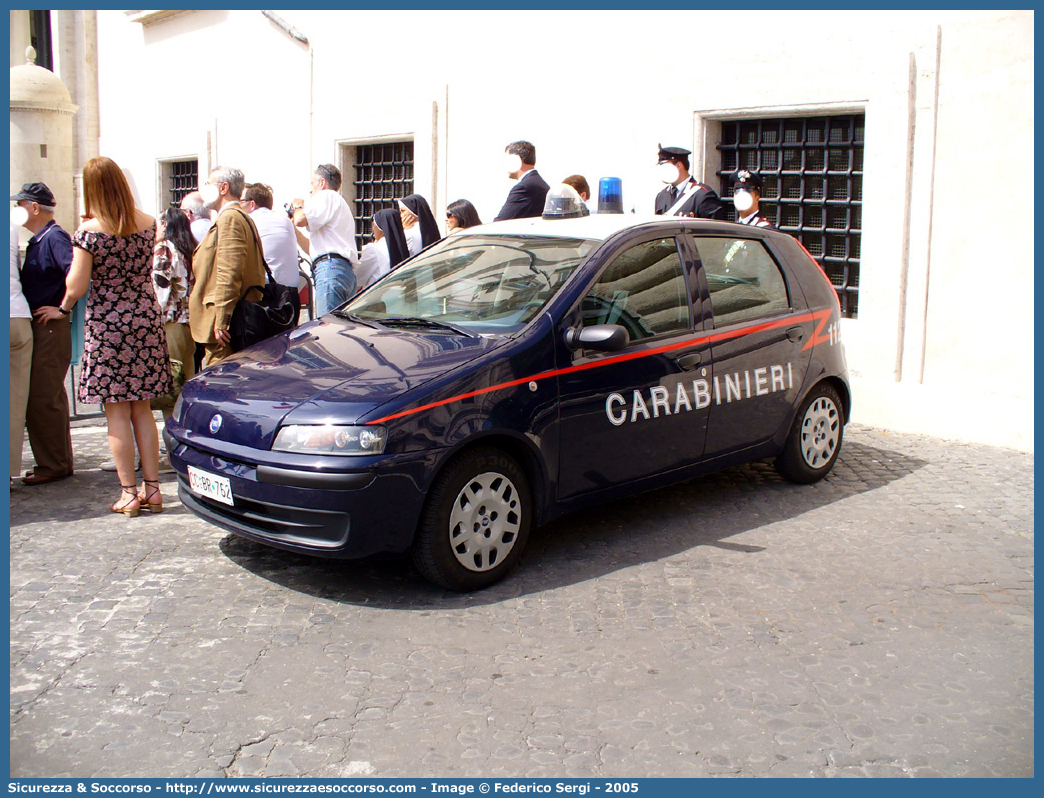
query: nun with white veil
[
  {"left": 356, "top": 208, "right": 410, "bottom": 292},
  {"left": 398, "top": 194, "right": 442, "bottom": 257}
]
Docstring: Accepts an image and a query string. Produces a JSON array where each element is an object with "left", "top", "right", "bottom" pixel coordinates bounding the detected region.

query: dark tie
[{"left": 669, "top": 186, "right": 678, "bottom": 201}]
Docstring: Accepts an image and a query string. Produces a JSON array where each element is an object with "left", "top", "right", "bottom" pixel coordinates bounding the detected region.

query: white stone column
[
  {"left": 54, "top": 9, "right": 100, "bottom": 217},
  {"left": 9, "top": 11, "right": 30, "bottom": 67}
]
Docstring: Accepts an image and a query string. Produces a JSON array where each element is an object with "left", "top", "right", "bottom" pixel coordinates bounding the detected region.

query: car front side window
[
  {"left": 347, "top": 235, "right": 597, "bottom": 335},
  {"left": 580, "top": 237, "right": 689, "bottom": 343}
]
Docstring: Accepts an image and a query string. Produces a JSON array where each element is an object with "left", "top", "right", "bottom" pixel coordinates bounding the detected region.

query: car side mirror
[{"left": 564, "top": 324, "right": 630, "bottom": 352}]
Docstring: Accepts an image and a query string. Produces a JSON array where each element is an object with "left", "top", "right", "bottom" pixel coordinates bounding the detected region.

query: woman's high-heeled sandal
[
  {"left": 110, "top": 484, "right": 141, "bottom": 517},
  {"left": 137, "top": 479, "right": 163, "bottom": 514}
]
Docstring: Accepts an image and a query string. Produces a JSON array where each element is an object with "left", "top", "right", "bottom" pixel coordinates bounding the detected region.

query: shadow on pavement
[
  {"left": 9, "top": 467, "right": 187, "bottom": 526},
  {"left": 217, "top": 439, "right": 928, "bottom": 607}
]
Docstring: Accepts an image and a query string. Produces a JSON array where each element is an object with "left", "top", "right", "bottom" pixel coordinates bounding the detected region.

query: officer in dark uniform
[
  {"left": 732, "top": 169, "right": 774, "bottom": 228},
  {"left": 654, "top": 144, "right": 724, "bottom": 219}
]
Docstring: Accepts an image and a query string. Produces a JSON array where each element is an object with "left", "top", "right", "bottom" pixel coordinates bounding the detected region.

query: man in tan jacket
[{"left": 189, "top": 166, "right": 266, "bottom": 367}]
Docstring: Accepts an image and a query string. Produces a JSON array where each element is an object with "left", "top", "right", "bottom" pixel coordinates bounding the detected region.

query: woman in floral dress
[{"left": 35, "top": 156, "right": 172, "bottom": 516}]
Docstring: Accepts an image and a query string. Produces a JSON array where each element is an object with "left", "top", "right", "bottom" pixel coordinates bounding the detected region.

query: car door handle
[
  {"left": 786, "top": 326, "right": 804, "bottom": 343},
  {"left": 675, "top": 352, "right": 702, "bottom": 371}
]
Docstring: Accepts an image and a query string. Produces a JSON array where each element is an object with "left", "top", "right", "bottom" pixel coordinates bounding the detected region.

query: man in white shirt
[
  {"left": 241, "top": 182, "right": 302, "bottom": 320},
  {"left": 10, "top": 222, "right": 32, "bottom": 480},
  {"left": 180, "top": 191, "right": 214, "bottom": 243},
  {"left": 290, "top": 164, "right": 358, "bottom": 316}
]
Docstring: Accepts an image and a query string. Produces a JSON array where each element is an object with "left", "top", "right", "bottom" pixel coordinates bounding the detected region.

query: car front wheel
[
  {"left": 412, "top": 447, "right": 532, "bottom": 591},
  {"left": 775, "top": 383, "right": 844, "bottom": 484}
]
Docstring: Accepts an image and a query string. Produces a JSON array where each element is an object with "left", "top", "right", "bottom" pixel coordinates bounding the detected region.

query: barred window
[
  {"left": 161, "top": 159, "right": 198, "bottom": 210},
  {"left": 717, "top": 115, "right": 863, "bottom": 318},
  {"left": 350, "top": 141, "right": 414, "bottom": 253}
]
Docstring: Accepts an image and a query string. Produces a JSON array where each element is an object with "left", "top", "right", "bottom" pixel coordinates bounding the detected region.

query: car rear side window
[
  {"left": 694, "top": 237, "right": 790, "bottom": 327},
  {"left": 581, "top": 237, "right": 689, "bottom": 341}
]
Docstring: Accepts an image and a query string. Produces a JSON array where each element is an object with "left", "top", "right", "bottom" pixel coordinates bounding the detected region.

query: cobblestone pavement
[{"left": 9, "top": 423, "right": 1033, "bottom": 778}]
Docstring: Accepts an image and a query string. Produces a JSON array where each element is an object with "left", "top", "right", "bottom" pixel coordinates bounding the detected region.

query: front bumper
[{"left": 165, "top": 429, "right": 437, "bottom": 559}]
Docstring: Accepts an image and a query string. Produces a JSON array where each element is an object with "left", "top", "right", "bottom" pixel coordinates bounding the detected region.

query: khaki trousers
[
  {"left": 10, "top": 317, "right": 33, "bottom": 477},
  {"left": 164, "top": 321, "right": 197, "bottom": 382},
  {"left": 202, "top": 340, "right": 234, "bottom": 368},
  {"left": 25, "top": 316, "right": 74, "bottom": 478}
]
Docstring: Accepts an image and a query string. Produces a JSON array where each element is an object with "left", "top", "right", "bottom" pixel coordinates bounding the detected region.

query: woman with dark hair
[
  {"left": 398, "top": 194, "right": 441, "bottom": 256},
  {"left": 152, "top": 207, "right": 197, "bottom": 402},
  {"left": 446, "top": 199, "right": 482, "bottom": 233},
  {"left": 356, "top": 208, "right": 410, "bottom": 291},
  {"left": 34, "top": 156, "right": 171, "bottom": 517}
]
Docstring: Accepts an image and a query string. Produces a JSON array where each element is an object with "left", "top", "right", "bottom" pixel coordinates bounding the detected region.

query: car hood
[{"left": 177, "top": 318, "right": 502, "bottom": 450}]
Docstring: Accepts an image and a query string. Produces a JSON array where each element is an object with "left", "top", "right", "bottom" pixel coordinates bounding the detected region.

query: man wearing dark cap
[
  {"left": 495, "top": 141, "right": 550, "bottom": 221},
  {"left": 654, "top": 144, "right": 724, "bottom": 220},
  {"left": 11, "top": 182, "right": 74, "bottom": 484},
  {"left": 732, "top": 169, "right": 774, "bottom": 228}
]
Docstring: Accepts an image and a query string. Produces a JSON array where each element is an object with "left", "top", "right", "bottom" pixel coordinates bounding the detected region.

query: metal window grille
[
  {"left": 352, "top": 141, "right": 414, "bottom": 252},
  {"left": 717, "top": 115, "right": 863, "bottom": 318},
  {"left": 167, "top": 160, "right": 198, "bottom": 209}
]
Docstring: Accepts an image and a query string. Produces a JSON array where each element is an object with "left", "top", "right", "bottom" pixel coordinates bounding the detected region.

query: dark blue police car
[{"left": 165, "top": 215, "right": 850, "bottom": 591}]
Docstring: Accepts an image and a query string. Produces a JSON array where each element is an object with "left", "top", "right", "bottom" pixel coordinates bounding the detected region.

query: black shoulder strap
[{"left": 212, "top": 205, "right": 276, "bottom": 289}]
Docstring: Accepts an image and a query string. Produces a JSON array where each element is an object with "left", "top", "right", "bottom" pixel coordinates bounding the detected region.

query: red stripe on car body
[{"left": 367, "top": 308, "right": 833, "bottom": 425}]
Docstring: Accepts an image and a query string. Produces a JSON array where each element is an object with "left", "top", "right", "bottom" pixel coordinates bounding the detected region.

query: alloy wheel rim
[
  {"left": 799, "top": 396, "right": 840, "bottom": 468},
  {"left": 448, "top": 471, "right": 521, "bottom": 572}
]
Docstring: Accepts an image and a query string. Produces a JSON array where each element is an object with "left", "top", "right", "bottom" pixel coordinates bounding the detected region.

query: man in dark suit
[
  {"left": 654, "top": 144, "right": 724, "bottom": 220},
  {"left": 494, "top": 140, "right": 550, "bottom": 221}
]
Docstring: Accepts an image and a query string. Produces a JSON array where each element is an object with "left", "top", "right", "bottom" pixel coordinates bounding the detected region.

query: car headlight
[
  {"left": 171, "top": 393, "right": 185, "bottom": 423},
  {"left": 272, "top": 424, "right": 388, "bottom": 456}
]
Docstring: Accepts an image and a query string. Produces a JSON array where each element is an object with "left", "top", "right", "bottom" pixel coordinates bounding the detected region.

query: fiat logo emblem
[{"left": 209, "top": 414, "right": 223, "bottom": 434}]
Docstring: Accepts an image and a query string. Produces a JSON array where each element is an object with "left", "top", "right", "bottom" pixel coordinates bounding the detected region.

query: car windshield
[{"left": 343, "top": 234, "right": 598, "bottom": 336}]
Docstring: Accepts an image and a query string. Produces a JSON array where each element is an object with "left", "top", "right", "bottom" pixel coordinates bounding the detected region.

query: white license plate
[{"left": 187, "top": 465, "right": 235, "bottom": 506}]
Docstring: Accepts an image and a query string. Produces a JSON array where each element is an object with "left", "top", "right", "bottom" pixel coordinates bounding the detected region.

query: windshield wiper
[
  {"left": 379, "top": 316, "right": 476, "bottom": 337},
  {"left": 331, "top": 310, "right": 381, "bottom": 328}
]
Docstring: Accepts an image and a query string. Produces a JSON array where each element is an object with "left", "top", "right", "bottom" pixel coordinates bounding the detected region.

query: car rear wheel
[
  {"left": 412, "top": 447, "right": 531, "bottom": 591},
  {"left": 775, "top": 383, "right": 844, "bottom": 484}
]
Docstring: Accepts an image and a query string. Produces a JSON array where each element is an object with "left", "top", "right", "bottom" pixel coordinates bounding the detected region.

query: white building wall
[
  {"left": 925, "top": 14, "right": 1034, "bottom": 394},
  {"left": 83, "top": 9, "right": 1033, "bottom": 450}
]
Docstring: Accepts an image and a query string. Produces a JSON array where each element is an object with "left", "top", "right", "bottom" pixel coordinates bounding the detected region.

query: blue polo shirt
[{"left": 20, "top": 220, "right": 73, "bottom": 311}]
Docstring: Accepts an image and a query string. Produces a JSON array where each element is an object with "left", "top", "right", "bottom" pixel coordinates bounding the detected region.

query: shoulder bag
[{"left": 223, "top": 208, "right": 298, "bottom": 352}]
